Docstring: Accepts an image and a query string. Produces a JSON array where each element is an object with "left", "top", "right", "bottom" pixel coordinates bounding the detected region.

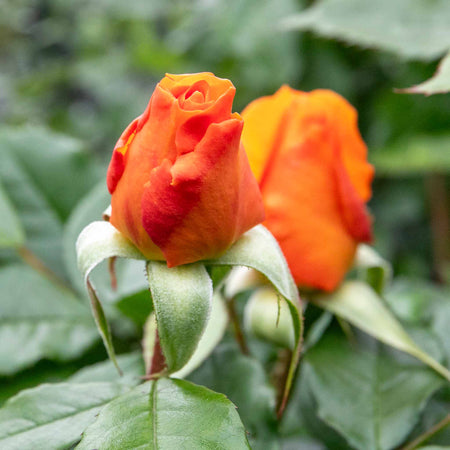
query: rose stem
[
  {"left": 17, "top": 245, "right": 73, "bottom": 292},
  {"left": 425, "top": 173, "right": 449, "bottom": 283},
  {"left": 226, "top": 296, "right": 249, "bottom": 355},
  {"left": 272, "top": 348, "right": 293, "bottom": 420},
  {"left": 402, "top": 413, "right": 450, "bottom": 450}
]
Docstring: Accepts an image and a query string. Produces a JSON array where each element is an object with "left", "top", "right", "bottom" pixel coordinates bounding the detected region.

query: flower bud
[
  {"left": 242, "top": 86, "right": 374, "bottom": 291},
  {"left": 107, "top": 73, "right": 265, "bottom": 266}
]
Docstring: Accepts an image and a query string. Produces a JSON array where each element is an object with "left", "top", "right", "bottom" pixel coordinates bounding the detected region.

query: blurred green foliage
[
  {"left": 0, "top": 1, "right": 449, "bottom": 449},
  {"left": 1, "top": 0, "right": 449, "bottom": 282}
]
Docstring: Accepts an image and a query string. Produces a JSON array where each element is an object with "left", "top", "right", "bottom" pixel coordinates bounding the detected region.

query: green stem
[
  {"left": 402, "top": 414, "right": 450, "bottom": 450},
  {"left": 17, "top": 245, "right": 72, "bottom": 292},
  {"left": 277, "top": 302, "right": 304, "bottom": 420},
  {"left": 425, "top": 173, "right": 449, "bottom": 283},
  {"left": 226, "top": 296, "right": 249, "bottom": 355},
  {"left": 410, "top": 348, "right": 450, "bottom": 383},
  {"left": 273, "top": 348, "right": 293, "bottom": 418}
]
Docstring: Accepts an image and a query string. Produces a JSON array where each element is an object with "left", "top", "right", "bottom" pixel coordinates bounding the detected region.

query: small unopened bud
[
  {"left": 225, "top": 267, "right": 267, "bottom": 299},
  {"left": 244, "top": 287, "right": 295, "bottom": 349}
]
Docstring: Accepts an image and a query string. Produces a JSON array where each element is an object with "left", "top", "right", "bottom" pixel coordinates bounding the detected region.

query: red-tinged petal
[
  {"left": 106, "top": 150, "right": 125, "bottom": 195},
  {"left": 140, "top": 157, "right": 201, "bottom": 255},
  {"left": 334, "top": 155, "right": 373, "bottom": 242},
  {"left": 141, "top": 118, "right": 264, "bottom": 267},
  {"left": 106, "top": 117, "right": 140, "bottom": 194}
]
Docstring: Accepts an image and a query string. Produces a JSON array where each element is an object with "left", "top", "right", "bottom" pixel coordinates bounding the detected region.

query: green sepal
[
  {"left": 172, "top": 292, "right": 228, "bottom": 379},
  {"left": 76, "top": 221, "right": 146, "bottom": 371},
  {"left": 208, "top": 225, "right": 303, "bottom": 416},
  {"left": 146, "top": 261, "right": 213, "bottom": 373}
]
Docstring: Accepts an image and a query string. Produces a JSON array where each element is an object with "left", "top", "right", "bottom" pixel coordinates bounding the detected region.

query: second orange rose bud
[{"left": 242, "top": 86, "right": 374, "bottom": 292}]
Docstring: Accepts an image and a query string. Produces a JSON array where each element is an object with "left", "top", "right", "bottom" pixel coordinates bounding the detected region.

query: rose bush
[
  {"left": 107, "top": 72, "right": 264, "bottom": 266},
  {"left": 242, "top": 86, "right": 374, "bottom": 291}
]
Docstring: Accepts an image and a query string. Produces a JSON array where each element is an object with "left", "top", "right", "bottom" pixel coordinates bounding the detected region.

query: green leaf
[
  {"left": 208, "top": 265, "right": 232, "bottom": 289},
  {"left": 0, "top": 264, "right": 99, "bottom": 375},
  {"left": 76, "top": 378, "right": 251, "bottom": 449},
  {"left": 0, "top": 353, "right": 142, "bottom": 410},
  {"left": 70, "top": 352, "right": 145, "bottom": 385},
  {"left": 208, "top": 225, "right": 303, "bottom": 416},
  {"left": 172, "top": 292, "right": 229, "bottom": 379},
  {"left": 146, "top": 261, "right": 213, "bottom": 373},
  {"left": 283, "top": 366, "right": 349, "bottom": 449},
  {"left": 419, "top": 447, "right": 450, "bottom": 450},
  {"left": 0, "top": 126, "right": 101, "bottom": 276},
  {"left": 372, "top": 134, "right": 450, "bottom": 175},
  {"left": 313, "top": 281, "right": 450, "bottom": 381},
  {"left": 410, "top": 397, "right": 450, "bottom": 448},
  {"left": 115, "top": 290, "right": 154, "bottom": 327},
  {"left": 0, "top": 126, "right": 101, "bottom": 220},
  {"left": 303, "top": 309, "right": 333, "bottom": 352},
  {"left": 303, "top": 333, "right": 445, "bottom": 450},
  {"left": 383, "top": 279, "right": 450, "bottom": 367},
  {"left": 279, "top": 435, "right": 328, "bottom": 450},
  {"left": 189, "top": 344, "right": 277, "bottom": 449},
  {"left": 0, "top": 141, "right": 62, "bottom": 274},
  {"left": 0, "top": 181, "right": 24, "bottom": 249},
  {"left": 282, "top": 0, "right": 450, "bottom": 61},
  {"left": 0, "top": 364, "right": 78, "bottom": 408},
  {"left": 76, "top": 220, "right": 146, "bottom": 371},
  {"left": 401, "top": 52, "right": 450, "bottom": 95},
  {"left": 0, "top": 382, "right": 129, "bottom": 450},
  {"left": 353, "top": 244, "right": 392, "bottom": 294}
]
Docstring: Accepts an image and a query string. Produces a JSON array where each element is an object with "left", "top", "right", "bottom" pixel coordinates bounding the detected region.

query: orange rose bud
[
  {"left": 107, "top": 73, "right": 264, "bottom": 266},
  {"left": 241, "top": 86, "right": 374, "bottom": 292}
]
